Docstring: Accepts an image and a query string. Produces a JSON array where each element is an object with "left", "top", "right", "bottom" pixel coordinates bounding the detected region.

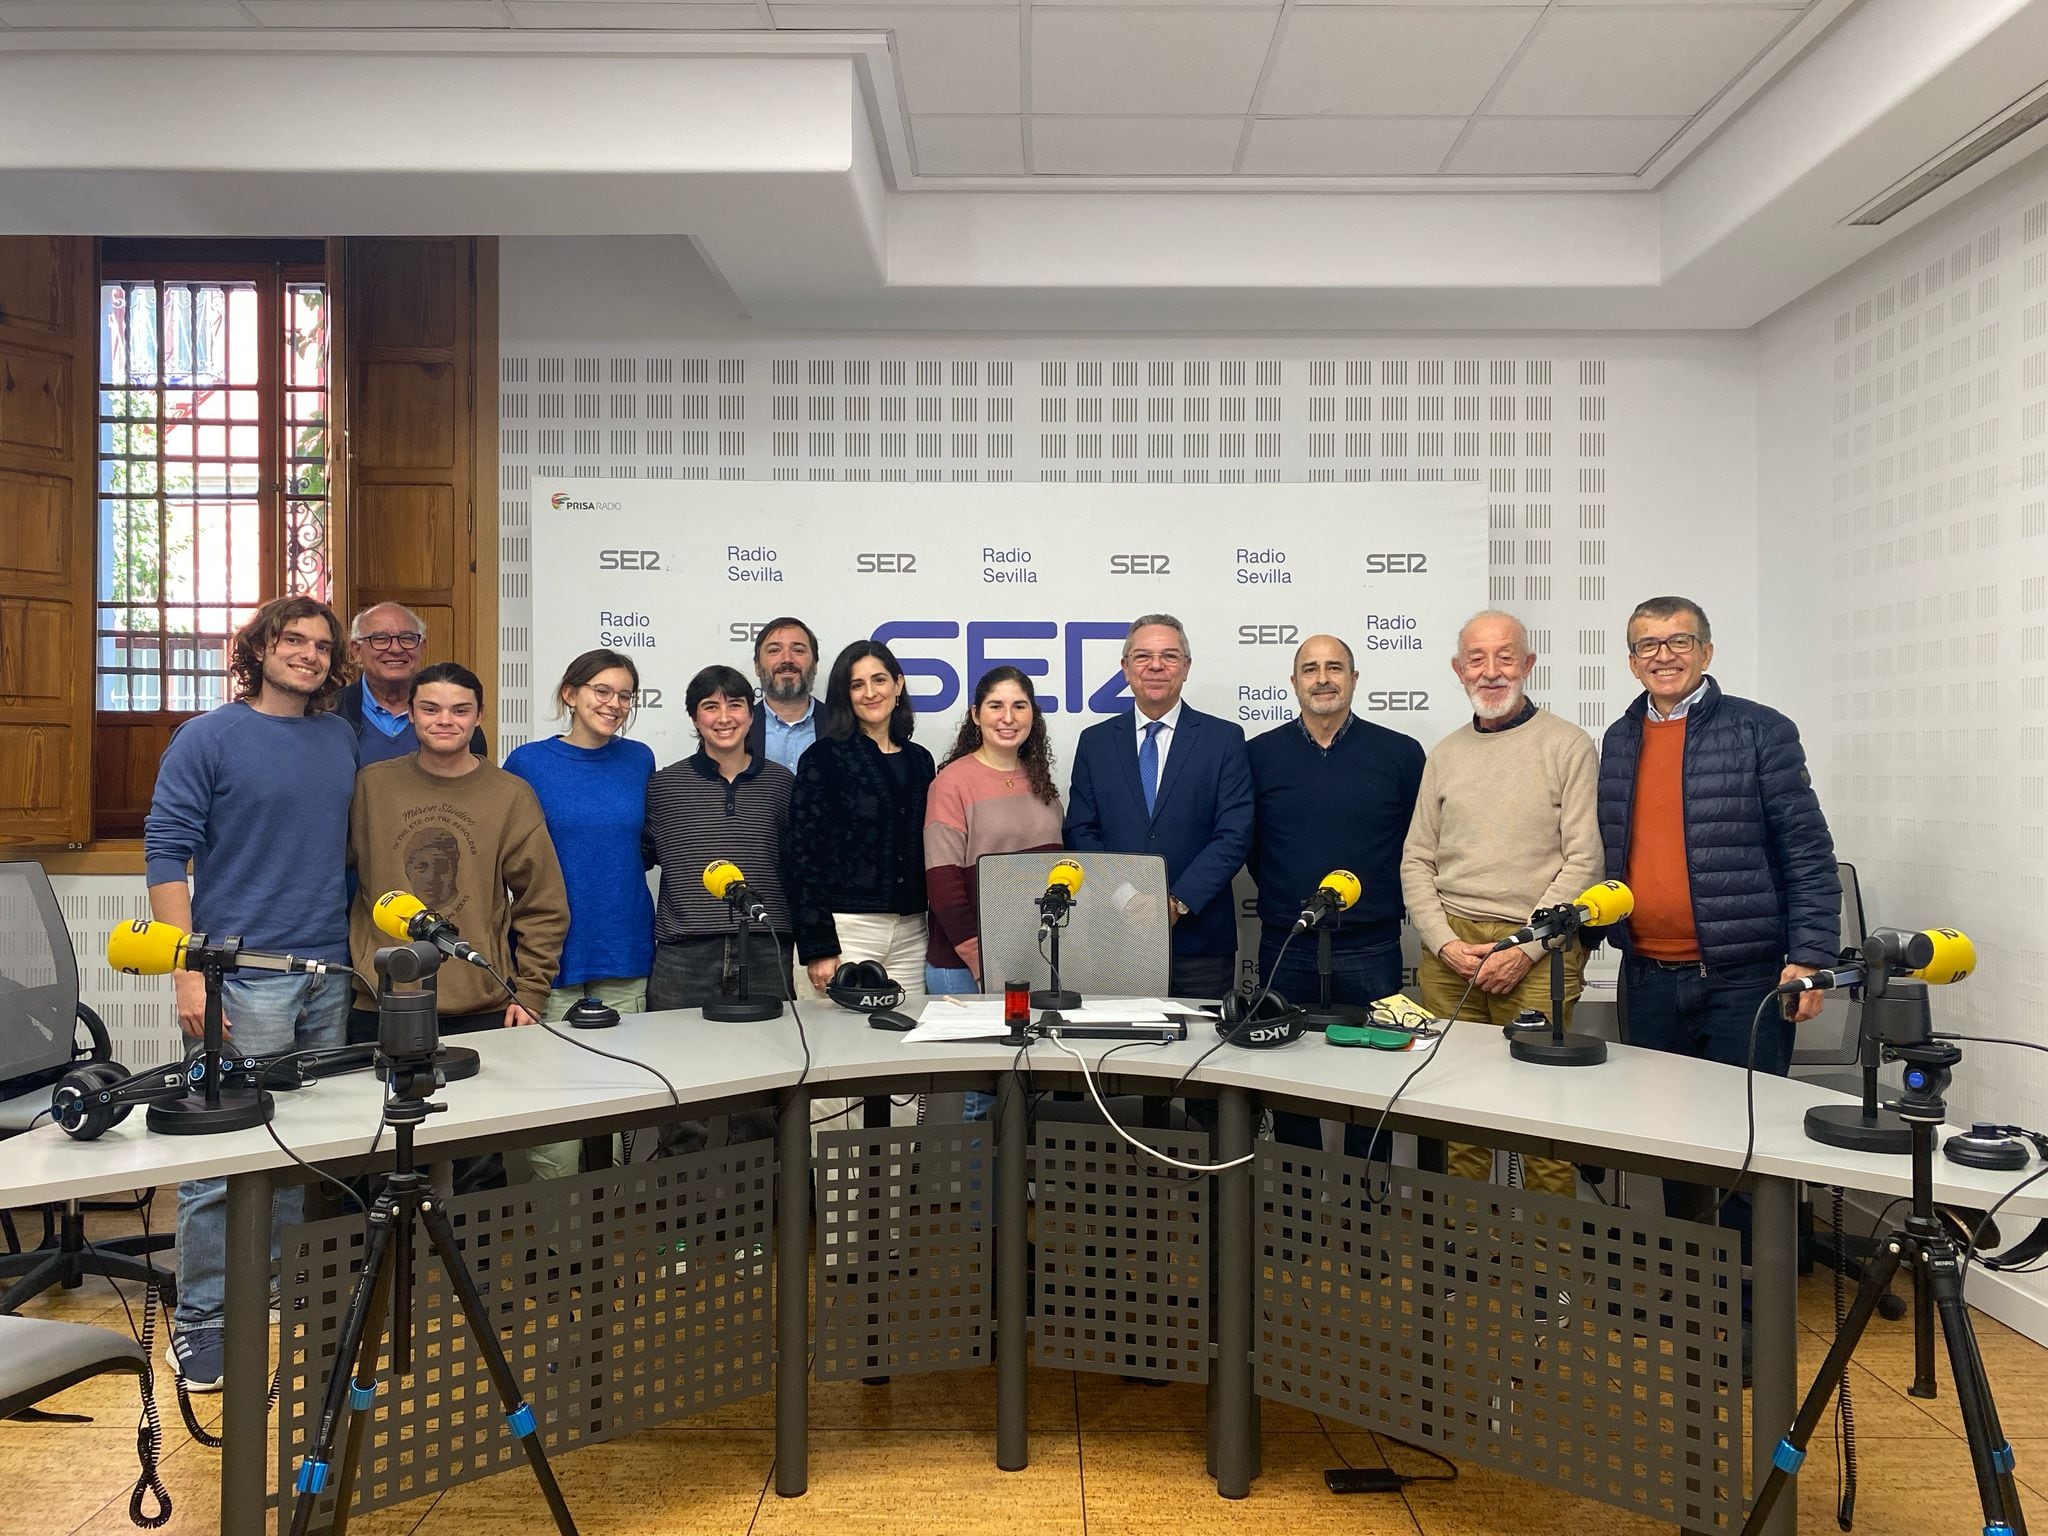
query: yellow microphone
[
  {"left": 703, "top": 860, "right": 768, "bottom": 922},
  {"left": 1786, "top": 927, "right": 1976, "bottom": 995},
  {"left": 107, "top": 919, "right": 339, "bottom": 976},
  {"left": 1910, "top": 928, "right": 1976, "bottom": 986},
  {"left": 1037, "top": 858, "right": 1084, "bottom": 931},
  {"left": 1492, "top": 880, "right": 1635, "bottom": 951},
  {"left": 1295, "top": 869, "right": 1362, "bottom": 932},
  {"left": 373, "top": 890, "right": 487, "bottom": 967},
  {"left": 1046, "top": 858, "right": 1084, "bottom": 899}
]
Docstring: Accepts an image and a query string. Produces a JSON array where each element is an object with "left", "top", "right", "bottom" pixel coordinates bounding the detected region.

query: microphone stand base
[
  {"left": 1805, "top": 1103, "right": 1914, "bottom": 1155},
  {"left": 1299, "top": 1004, "right": 1369, "bottom": 1031},
  {"left": 1030, "top": 988, "right": 1081, "bottom": 1011},
  {"left": 704, "top": 998, "right": 783, "bottom": 1023},
  {"left": 148, "top": 1087, "right": 273, "bottom": 1135},
  {"left": 1507, "top": 1029, "right": 1608, "bottom": 1067},
  {"left": 375, "top": 1046, "right": 481, "bottom": 1084}
]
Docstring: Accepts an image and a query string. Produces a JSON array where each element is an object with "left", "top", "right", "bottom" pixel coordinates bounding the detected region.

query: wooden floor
[{"left": 7, "top": 1204, "right": 2047, "bottom": 1535}]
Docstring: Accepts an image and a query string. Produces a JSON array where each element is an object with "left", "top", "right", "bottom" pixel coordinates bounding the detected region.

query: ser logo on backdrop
[
  {"left": 1237, "top": 624, "right": 1301, "bottom": 647},
  {"left": 1363, "top": 552, "right": 1429, "bottom": 575},
  {"left": 856, "top": 553, "right": 919, "bottom": 575},
  {"left": 1109, "top": 554, "right": 1172, "bottom": 576},
  {"left": 598, "top": 549, "right": 663, "bottom": 570},
  {"left": 873, "top": 620, "right": 1132, "bottom": 716}
]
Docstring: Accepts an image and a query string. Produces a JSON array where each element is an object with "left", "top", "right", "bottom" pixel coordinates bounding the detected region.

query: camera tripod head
[
  {"left": 1884, "top": 1036, "right": 1960, "bottom": 1124},
  {"left": 373, "top": 940, "right": 449, "bottom": 1125}
]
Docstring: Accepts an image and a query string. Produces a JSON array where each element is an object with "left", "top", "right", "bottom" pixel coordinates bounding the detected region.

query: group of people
[{"left": 140, "top": 590, "right": 1839, "bottom": 1391}]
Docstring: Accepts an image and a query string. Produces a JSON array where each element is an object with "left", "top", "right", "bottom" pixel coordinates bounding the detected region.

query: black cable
[
  {"left": 754, "top": 914, "right": 810, "bottom": 1091},
  {"left": 1936, "top": 1034, "right": 2048, "bottom": 1056},
  {"left": 1373, "top": 1429, "right": 1458, "bottom": 1483},
  {"left": 1708, "top": 991, "right": 1779, "bottom": 1224},
  {"left": 473, "top": 957, "right": 683, "bottom": 1110},
  {"left": 69, "top": 1223, "right": 173, "bottom": 1526},
  {"left": 250, "top": 1047, "right": 378, "bottom": 1220},
  {"left": 1159, "top": 926, "right": 1304, "bottom": 1108},
  {"left": 1960, "top": 1158, "right": 2048, "bottom": 1298},
  {"left": 1361, "top": 969, "right": 1483, "bottom": 1203},
  {"left": 1831, "top": 1185, "right": 1856, "bottom": 1531}
]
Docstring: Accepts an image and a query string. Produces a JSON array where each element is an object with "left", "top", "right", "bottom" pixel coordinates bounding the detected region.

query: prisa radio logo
[{"left": 552, "top": 492, "right": 624, "bottom": 512}]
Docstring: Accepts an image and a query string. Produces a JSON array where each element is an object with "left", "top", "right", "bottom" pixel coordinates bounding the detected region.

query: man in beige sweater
[
  {"left": 347, "top": 661, "right": 569, "bottom": 1041},
  {"left": 1400, "top": 610, "right": 1601, "bottom": 1196}
]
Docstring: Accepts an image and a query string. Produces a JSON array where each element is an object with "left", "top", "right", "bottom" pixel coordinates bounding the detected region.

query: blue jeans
[
  {"left": 175, "top": 970, "right": 352, "bottom": 1332},
  {"left": 1622, "top": 953, "right": 1788, "bottom": 1275},
  {"left": 1260, "top": 924, "right": 1402, "bottom": 1159},
  {"left": 925, "top": 965, "right": 994, "bottom": 1121}
]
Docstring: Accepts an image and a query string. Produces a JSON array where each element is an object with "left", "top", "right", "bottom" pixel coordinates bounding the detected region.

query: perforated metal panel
[
  {"left": 1255, "top": 1144, "right": 1743, "bottom": 1530},
  {"left": 813, "top": 1120, "right": 993, "bottom": 1379},
  {"left": 1032, "top": 1123, "right": 1209, "bottom": 1380},
  {"left": 277, "top": 1141, "right": 775, "bottom": 1527}
]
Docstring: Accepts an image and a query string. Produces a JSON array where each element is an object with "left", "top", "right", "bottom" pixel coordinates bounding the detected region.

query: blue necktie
[{"left": 1140, "top": 719, "right": 1164, "bottom": 816}]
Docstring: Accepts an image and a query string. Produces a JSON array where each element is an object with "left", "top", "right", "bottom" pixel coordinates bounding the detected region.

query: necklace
[{"left": 975, "top": 747, "right": 1018, "bottom": 788}]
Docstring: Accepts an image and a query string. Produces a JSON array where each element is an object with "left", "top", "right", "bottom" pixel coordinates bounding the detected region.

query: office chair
[{"left": 0, "top": 861, "right": 174, "bottom": 1313}]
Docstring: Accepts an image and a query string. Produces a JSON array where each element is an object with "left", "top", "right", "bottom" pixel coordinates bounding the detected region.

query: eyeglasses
[
  {"left": 361, "top": 631, "right": 423, "bottom": 653},
  {"left": 1125, "top": 650, "right": 1188, "bottom": 668},
  {"left": 583, "top": 683, "right": 638, "bottom": 706},
  {"left": 1628, "top": 633, "right": 1702, "bottom": 660}
]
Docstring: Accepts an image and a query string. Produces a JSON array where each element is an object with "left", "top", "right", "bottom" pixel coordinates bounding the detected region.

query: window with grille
[{"left": 96, "top": 259, "right": 331, "bottom": 713}]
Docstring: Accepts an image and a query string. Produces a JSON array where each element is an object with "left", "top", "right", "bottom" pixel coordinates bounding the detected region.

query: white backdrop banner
[
  {"left": 532, "top": 480, "right": 1485, "bottom": 985},
  {"left": 529, "top": 480, "right": 1485, "bottom": 772}
]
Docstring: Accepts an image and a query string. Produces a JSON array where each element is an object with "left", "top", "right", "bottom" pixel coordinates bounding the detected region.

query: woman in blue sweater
[{"left": 505, "top": 648, "right": 656, "bottom": 1176}]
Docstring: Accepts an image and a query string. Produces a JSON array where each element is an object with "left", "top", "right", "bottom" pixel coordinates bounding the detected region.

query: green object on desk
[{"left": 1325, "top": 1022, "right": 1426, "bottom": 1050}]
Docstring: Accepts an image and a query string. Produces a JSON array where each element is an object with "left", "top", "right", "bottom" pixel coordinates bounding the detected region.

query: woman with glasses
[
  {"left": 787, "top": 640, "right": 935, "bottom": 1000},
  {"left": 503, "top": 649, "right": 657, "bottom": 1177},
  {"left": 339, "top": 601, "right": 490, "bottom": 766}
]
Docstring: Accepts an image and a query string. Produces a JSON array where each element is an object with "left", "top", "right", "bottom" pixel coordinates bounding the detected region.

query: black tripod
[
  {"left": 1742, "top": 1037, "right": 2026, "bottom": 1536},
  {"left": 286, "top": 943, "right": 577, "bottom": 1536}
]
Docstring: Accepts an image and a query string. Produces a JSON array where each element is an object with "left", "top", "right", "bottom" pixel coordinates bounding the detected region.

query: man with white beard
[{"left": 1400, "top": 610, "right": 1601, "bottom": 1195}]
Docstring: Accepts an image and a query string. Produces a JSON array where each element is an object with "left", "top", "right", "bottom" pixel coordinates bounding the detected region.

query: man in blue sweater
[
  {"left": 1248, "top": 633, "right": 1425, "bottom": 1152},
  {"left": 143, "top": 595, "right": 359, "bottom": 1392}
]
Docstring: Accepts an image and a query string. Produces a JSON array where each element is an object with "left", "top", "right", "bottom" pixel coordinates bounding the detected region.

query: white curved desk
[{"left": 1, "top": 1004, "right": 2034, "bottom": 1536}]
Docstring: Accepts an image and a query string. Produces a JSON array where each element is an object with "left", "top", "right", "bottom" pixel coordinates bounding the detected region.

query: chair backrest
[
  {"left": 0, "top": 861, "right": 81, "bottom": 1097},
  {"left": 1791, "top": 859, "right": 1867, "bottom": 1070},
  {"left": 976, "top": 851, "right": 1171, "bottom": 997}
]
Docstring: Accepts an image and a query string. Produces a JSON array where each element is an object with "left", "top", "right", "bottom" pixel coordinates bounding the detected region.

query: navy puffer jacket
[{"left": 1597, "top": 677, "right": 1840, "bottom": 968}]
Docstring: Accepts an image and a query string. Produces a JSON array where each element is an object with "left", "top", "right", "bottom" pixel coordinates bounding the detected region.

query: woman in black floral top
[{"left": 787, "top": 640, "right": 935, "bottom": 996}]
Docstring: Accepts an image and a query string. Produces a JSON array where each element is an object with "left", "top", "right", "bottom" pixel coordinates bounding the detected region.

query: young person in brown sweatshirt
[{"left": 346, "top": 661, "right": 570, "bottom": 1041}]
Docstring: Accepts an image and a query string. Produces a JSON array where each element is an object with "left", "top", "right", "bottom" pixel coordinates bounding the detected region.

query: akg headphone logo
[{"left": 1245, "top": 1021, "right": 1293, "bottom": 1045}]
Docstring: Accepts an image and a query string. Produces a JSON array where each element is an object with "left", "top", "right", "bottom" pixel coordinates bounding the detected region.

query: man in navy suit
[{"left": 1065, "top": 613, "right": 1253, "bottom": 999}]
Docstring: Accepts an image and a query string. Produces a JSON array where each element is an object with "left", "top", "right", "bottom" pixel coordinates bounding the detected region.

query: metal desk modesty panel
[{"left": 2, "top": 1006, "right": 2039, "bottom": 1536}]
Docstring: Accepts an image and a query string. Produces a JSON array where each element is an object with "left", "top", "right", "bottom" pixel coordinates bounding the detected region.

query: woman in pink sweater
[{"left": 923, "top": 666, "right": 1065, "bottom": 994}]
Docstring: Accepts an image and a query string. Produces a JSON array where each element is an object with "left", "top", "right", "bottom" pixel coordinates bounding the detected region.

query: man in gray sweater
[{"left": 1400, "top": 609, "right": 1602, "bottom": 1196}]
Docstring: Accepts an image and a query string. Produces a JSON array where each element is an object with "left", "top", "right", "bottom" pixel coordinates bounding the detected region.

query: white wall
[{"left": 1758, "top": 148, "right": 2048, "bottom": 1334}]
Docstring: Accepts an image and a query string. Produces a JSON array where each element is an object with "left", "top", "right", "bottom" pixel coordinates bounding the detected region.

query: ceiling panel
[
  {"left": 774, "top": 5, "right": 1020, "bottom": 113},
  {"left": 240, "top": 0, "right": 513, "bottom": 23},
  {"left": 1241, "top": 116, "right": 1466, "bottom": 176},
  {"left": 1031, "top": 114, "right": 1244, "bottom": 175},
  {"left": 0, "top": 0, "right": 259, "bottom": 23},
  {"left": 1030, "top": 10, "right": 1278, "bottom": 117},
  {"left": 504, "top": 2, "right": 765, "bottom": 25},
  {"left": 1259, "top": 6, "right": 1543, "bottom": 118},
  {"left": 1487, "top": 6, "right": 1802, "bottom": 118},
  {"left": 914, "top": 113, "right": 1025, "bottom": 173},
  {"left": 1445, "top": 114, "right": 1689, "bottom": 175}
]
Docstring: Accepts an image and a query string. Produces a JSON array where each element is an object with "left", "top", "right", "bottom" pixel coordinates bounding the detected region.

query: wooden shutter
[
  {"left": 0, "top": 238, "right": 94, "bottom": 848},
  {"left": 343, "top": 238, "right": 496, "bottom": 693}
]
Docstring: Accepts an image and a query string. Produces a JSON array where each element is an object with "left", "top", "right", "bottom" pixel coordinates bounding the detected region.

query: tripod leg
[
  {"left": 415, "top": 1194, "right": 579, "bottom": 1536},
  {"left": 1910, "top": 1244, "right": 1937, "bottom": 1398},
  {"left": 323, "top": 1246, "right": 397, "bottom": 1536},
  {"left": 1927, "top": 1246, "right": 2029, "bottom": 1536},
  {"left": 288, "top": 1207, "right": 398, "bottom": 1536},
  {"left": 1740, "top": 1237, "right": 1906, "bottom": 1536}
]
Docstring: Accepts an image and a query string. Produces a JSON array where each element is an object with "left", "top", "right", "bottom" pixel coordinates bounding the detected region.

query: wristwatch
[{"left": 1169, "top": 896, "right": 1190, "bottom": 919}]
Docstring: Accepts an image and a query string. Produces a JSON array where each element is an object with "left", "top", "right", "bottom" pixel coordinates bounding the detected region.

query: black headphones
[
  {"left": 1214, "top": 986, "right": 1309, "bottom": 1049},
  {"left": 826, "top": 960, "right": 906, "bottom": 1014},
  {"left": 50, "top": 1059, "right": 184, "bottom": 1141},
  {"left": 1940, "top": 1125, "right": 2048, "bottom": 1270}
]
